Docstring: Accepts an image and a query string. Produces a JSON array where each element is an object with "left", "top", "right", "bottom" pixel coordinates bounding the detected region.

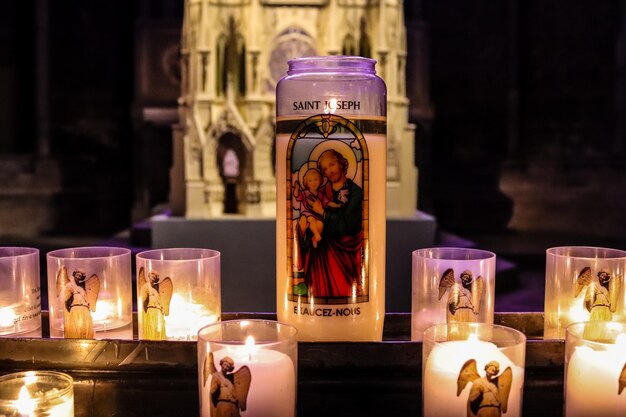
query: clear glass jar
[
  {"left": 0, "top": 247, "right": 41, "bottom": 337},
  {"left": 0, "top": 371, "right": 74, "bottom": 417},
  {"left": 275, "top": 56, "right": 386, "bottom": 341}
]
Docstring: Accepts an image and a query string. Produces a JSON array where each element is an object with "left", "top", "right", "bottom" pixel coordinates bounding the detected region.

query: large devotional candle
[
  {"left": 422, "top": 323, "right": 526, "bottom": 417},
  {"left": 275, "top": 56, "right": 386, "bottom": 341},
  {"left": 198, "top": 320, "right": 297, "bottom": 417},
  {"left": 0, "top": 371, "right": 74, "bottom": 417},
  {"left": 565, "top": 322, "right": 626, "bottom": 417}
]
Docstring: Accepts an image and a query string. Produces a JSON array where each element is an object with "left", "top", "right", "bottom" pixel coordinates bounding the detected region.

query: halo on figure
[
  {"left": 309, "top": 140, "right": 358, "bottom": 181},
  {"left": 298, "top": 161, "right": 327, "bottom": 189}
]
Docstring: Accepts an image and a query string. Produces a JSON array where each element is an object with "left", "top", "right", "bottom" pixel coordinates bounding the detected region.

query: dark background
[{"left": 1, "top": 1, "right": 625, "bottom": 311}]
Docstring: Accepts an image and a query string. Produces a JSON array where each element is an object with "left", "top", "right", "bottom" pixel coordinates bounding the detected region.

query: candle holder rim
[
  {"left": 423, "top": 322, "right": 527, "bottom": 345},
  {"left": 0, "top": 370, "right": 73, "bottom": 404},
  {"left": 412, "top": 247, "right": 496, "bottom": 261},
  {"left": 47, "top": 246, "right": 131, "bottom": 260},
  {"left": 0, "top": 247, "right": 39, "bottom": 258},
  {"left": 136, "top": 247, "right": 221, "bottom": 262},
  {"left": 565, "top": 320, "right": 626, "bottom": 344},
  {"left": 546, "top": 245, "right": 626, "bottom": 259},
  {"left": 288, "top": 55, "right": 376, "bottom": 66},
  {"left": 198, "top": 319, "right": 298, "bottom": 344}
]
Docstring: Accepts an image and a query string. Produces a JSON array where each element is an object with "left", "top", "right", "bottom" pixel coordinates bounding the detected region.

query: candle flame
[
  {"left": 17, "top": 385, "right": 36, "bottom": 415},
  {"left": 244, "top": 336, "right": 256, "bottom": 361},
  {"left": 467, "top": 333, "right": 480, "bottom": 343},
  {"left": 245, "top": 336, "right": 255, "bottom": 348}
]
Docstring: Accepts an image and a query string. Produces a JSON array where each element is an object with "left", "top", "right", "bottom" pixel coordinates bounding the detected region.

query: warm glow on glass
[
  {"left": 92, "top": 300, "right": 116, "bottom": 324},
  {"left": 0, "top": 307, "right": 16, "bottom": 329},
  {"left": 164, "top": 293, "right": 219, "bottom": 340},
  {"left": 16, "top": 385, "right": 36, "bottom": 415},
  {"left": 615, "top": 334, "right": 626, "bottom": 346},
  {"left": 568, "top": 301, "right": 589, "bottom": 324},
  {"left": 324, "top": 98, "right": 338, "bottom": 114},
  {"left": 169, "top": 294, "right": 218, "bottom": 320},
  {"left": 23, "top": 372, "right": 37, "bottom": 386}
]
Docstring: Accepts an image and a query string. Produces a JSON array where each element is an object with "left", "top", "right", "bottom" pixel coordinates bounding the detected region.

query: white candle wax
[
  {"left": 566, "top": 341, "right": 626, "bottom": 417},
  {"left": 165, "top": 294, "right": 219, "bottom": 341},
  {"left": 423, "top": 339, "right": 524, "bottom": 417},
  {"left": 201, "top": 346, "right": 295, "bottom": 417},
  {"left": 276, "top": 132, "right": 386, "bottom": 341}
]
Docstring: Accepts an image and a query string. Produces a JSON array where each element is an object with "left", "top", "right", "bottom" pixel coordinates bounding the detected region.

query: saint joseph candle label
[{"left": 277, "top": 114, "right": 383, "bottom": 307}]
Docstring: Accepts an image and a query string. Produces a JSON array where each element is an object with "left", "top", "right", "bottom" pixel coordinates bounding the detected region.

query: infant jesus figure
[{"left": 293, "top": 167, "right": 342, "bottom": 248}]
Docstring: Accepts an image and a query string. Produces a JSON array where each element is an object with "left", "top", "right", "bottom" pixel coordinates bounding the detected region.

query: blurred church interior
[{"left": 1, "top": 0, "right": 625, "bottom": 312}]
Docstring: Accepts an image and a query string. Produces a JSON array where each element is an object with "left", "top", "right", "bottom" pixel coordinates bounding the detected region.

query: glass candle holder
[
  {"left": 422, "top": 323, "right": 526, "bottom": 417},
  {"left": 198, "top": 319, "right": 297, "bottom": 417},
  {"left": 0, "top": 247, "right": 42, "bottom": 337},
  {"left": 136, "top": 248, "right": 221, "bottom": 341},
  {"left": 0, "top": 371, "right": 74, "bottom": 417},
  {"left": 565, "top": 321, "right": 626, "bottom": 417},
  {"left": 47, "top": 247, "right": 133, "bottom": 339},
  {"left": 412, "top": 248, "right": 496, "bottom": 341},
  {"left": 544, "top": 246, "right": 626, "bottom": 340}
]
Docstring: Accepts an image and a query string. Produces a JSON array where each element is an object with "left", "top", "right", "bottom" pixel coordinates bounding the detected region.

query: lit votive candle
[
  {"left": 0, "top": 371, "right": 74, "bottom": 417},
  {"left": 544, "top": 246, "right": 626, "bottom": 340},
  {"left": 136, "top": 248, "right": 221, "bottom": 341},
  {"left": 198, "top": 320, "right": 297, "bottom": 417},
  {"left": 411, "top": 247, "right": 496, "bottom": 341},
  {"left": 47, "top": 247, "right": 133, "bottom": 340},
  {"left": 0, "top": 247, "right": 42, "bottom": 338},
  {"left": 423, "top": 323, "right": 526, "bottom": 417},
  {"left": 565, "top": 321, "right": 626, "bottom": 417}
]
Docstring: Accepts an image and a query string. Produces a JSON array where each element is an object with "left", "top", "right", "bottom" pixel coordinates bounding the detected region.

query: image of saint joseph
[{"left": 296, "top": 148, "right": 364, "bottom": 298}]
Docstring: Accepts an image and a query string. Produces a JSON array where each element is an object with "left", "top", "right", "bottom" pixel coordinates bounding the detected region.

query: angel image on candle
[
  {"left": 457, "top": 359, "right": 513, "bottom": 417},
  {"left": 438, "top": 269, "right": 484, "bottom": 324},
  {"left": 138, "top": 267, "right": 173, "bottom": 340},
  {"left": 575, "top": 267, "right": 619, "bottom": 321},
  {"left": 575, "top": 267, "right": 620, "bottom": 339},
  {"left": 203, "top": 352, "right": 252, "bottom": 417},
  {"left": 56, "top": 266, "right": 100, "bottom": 339}
]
